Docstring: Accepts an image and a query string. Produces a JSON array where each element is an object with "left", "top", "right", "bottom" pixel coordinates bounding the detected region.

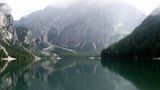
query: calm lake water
[{"left": 0, "top": 57, "right": 160, "bottom": 90}]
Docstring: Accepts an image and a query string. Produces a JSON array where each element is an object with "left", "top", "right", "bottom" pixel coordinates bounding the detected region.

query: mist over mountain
[
  {"left": 1, "top": 1, "right": 160, "bottom": 90},
  {"left": 101, "top": 7, "right": 160, "bottom": 59},
  {"left": 16, "top": 1, "right": 145, "bottom": 52},
  {"left": 0, "top": 3, "right": 16, "bottom": 41}
]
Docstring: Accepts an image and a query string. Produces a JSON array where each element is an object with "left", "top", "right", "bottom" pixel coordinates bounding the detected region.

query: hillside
[{"left": 101, "top": 7, "right": 160, "bottom": 60}]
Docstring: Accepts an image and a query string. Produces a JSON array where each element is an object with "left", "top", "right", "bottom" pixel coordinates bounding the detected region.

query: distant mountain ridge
[{"left": 16, "top": 1, "right": 145, "bottom": 52}]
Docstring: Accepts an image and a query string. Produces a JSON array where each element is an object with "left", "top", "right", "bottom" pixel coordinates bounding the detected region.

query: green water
[
  {"left": 101, "top": 59, "right": 160, "bottom": 90},
  {"left": 0, "top": 57, "right": 160, "bottom": 90}
]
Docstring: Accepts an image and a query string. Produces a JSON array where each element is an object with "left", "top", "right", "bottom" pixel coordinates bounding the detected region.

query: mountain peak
[
  {"left": 0, "top": 3, "right": 11, "bottom": 15},
  {"left": 17, "top": 2, "right": 145, "bottom": 52}
]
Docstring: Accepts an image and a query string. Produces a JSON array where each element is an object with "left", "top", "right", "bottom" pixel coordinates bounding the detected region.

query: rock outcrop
[
  {"left": 0, "top": 3, "right": 33, "bottom": 61},
  {"left": 0, "top": 3, "right": 17, "bottom": 42}
]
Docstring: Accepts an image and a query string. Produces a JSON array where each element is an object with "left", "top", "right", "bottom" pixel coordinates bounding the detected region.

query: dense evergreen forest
[{"left": 101, "top": 10, "right": 160, "bottom": 59}]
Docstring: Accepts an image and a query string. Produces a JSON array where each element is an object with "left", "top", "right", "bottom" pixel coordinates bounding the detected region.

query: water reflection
[
  {"left": 0, "top": 58, "right": 138, "bottom": 90},
  {"left": 101, "top": 59, "right": 160, "bottom": 90}
]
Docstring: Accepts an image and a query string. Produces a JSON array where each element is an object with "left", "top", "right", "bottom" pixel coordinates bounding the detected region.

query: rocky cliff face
[
  {"left": 0, "top": 3, "right": 33, "bottom": 61},
  {"left": 0, "top": 3, "right": 17, "bottom": 42},
  {"left": 0, "top": 3, "right": 17, "bottom": 59},
  {"left": 15, "top": 27, "right": 36, "bottom": 49},
  {"left": 16, "top": 2, "right": 145, "bottom": 52}
]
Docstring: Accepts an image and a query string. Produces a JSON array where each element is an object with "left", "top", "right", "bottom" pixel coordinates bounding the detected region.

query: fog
[{"left": 2, "top": 0, "right": 160, "bottom": 20}]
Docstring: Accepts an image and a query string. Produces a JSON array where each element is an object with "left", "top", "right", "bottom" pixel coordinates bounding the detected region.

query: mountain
[
  {"left": 0, "top": 3, "right": 17, "bottom": 42},
  {"left": 101, "top": 7, "right": 160, "bottom": 60},
  {"left": 16, "top": 1, "right": 145, "bottom": 52},
  {"left": 0, "top": 3, "right": 33, "bottom": 60},
  {"left": 15, "top": 27, "right": 37, "bottom": 49}
]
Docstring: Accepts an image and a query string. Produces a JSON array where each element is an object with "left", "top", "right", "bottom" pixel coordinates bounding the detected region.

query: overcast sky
[{"left": 2, "top": 0, "right": 160, "bottom": 20}]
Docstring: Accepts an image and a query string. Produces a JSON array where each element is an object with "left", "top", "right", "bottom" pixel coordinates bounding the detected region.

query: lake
[{"left": 0, "top": 57, "right": 160, "bottom": 90}]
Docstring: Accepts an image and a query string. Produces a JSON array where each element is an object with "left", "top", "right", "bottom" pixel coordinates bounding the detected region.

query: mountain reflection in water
[{"left": 0, "top": 57, "right": 146, "bottom": 90}]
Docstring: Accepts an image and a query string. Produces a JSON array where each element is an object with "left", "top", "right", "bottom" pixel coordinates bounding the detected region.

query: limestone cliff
[
  {"left": 0, "top": 3, "right": 17, "bottom": 42},
  {"left": 0, "top": 3, "right": 33, "bottom": 61}
]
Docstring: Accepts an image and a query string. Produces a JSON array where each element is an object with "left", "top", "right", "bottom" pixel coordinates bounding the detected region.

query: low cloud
[{"left": 3, "top": 0, "right": 160, "bottom": 20}]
